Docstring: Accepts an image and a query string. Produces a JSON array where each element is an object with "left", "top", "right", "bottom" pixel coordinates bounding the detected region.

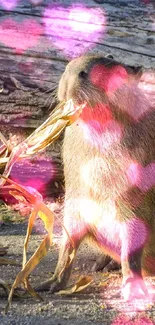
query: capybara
[{"left": 37, "top": 54, "right": 155, "bottom": 300}]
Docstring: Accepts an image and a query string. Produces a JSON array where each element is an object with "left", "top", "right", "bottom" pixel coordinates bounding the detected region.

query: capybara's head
[{"left": 58, "top": 54, "right": 142, "bottom": 108}]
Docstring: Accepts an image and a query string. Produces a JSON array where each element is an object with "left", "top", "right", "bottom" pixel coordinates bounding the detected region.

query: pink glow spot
[
  {"left": 23, "top": 179, "right": 44, "bottom": 192},
  {"left": 127, "top": 162, "right": 155, "bottom": 192},
  {"left": 112, "top": 315, "right": 154, "bottom": 325},
  {"left": 121, "top": 218, "right": 148, "bottom": 260},
  {"left": 80, "top": 104, "right": 112, "bottom": 126},
  {"left": 90, "top": 64, "right": 128, "bottom": 93},
  {"left": 43, "top": 5, "right": 106, "bottom": 58},
  {"left": 18, "top": 60, "right": 47, "bottom": 87},
  {"left": 79, "top": 104, "right": 123, "bottom": 149},
  {"left": 69, "top": 6, "right": 105, "bottom": 33},
  {"left": 18, "top": 62, "right": 34, "bottom": 74},
  {"left": 30, "top": 0, "right": 43, "bottom": 4},
  {"left": 142, "top": 0, "right": 153, "bottom": 4},
  {"left": 0, "top": 18, "right": 42, "bottom": 53},
  {"left": 121, "top": 276, "right": 155, "bottom": 308},
  {"left": 126, "top": 162, "right": 141, "bottom": 186},
  {"left": 10, "top": 159, "right": 55, "bottom": 195},
  {"left": 122, "top": 276, "right": 147, "bottom": 302},
  {"left": 80, "top": 118, "right": 123, "bottom": 150},
  {"left": 0, "top": 0, "right": 18, "bottom": 10}
]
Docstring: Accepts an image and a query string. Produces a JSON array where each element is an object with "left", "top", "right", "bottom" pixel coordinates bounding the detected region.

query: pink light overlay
[
  {"left": 0, "top": 0, "right": 18, "bottom": 10},
  {"left": 43, "top": 4, "right": 106, "bottom": 58},
  {"left": 0, "top": 18, "right": 42, "bottom": 53},
  {"left": 90, "top": 64, "right": 128, "bottom": 93},
  {"left": 30, "top": 0, "right": 43, "bottom": 4},
  {"left": 10, "top": 159, "right": 55, "bottom": 194},
  {"left": 121, "top": 218, "right": 148, "bottom": 260},
  {"left": 127, "top": 162, "right": 155, "bottom": 192},
  {"left": 79, "top": 104, "right": 123, "bottom": 149},
  {"left": 112, "top": 315, "right": 154, "bottom": 325}
]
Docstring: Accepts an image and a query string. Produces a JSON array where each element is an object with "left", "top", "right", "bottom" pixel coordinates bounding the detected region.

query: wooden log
[
  {"left": 0, "top": 0, "right": 154, "bottom": 123},
  {"left": 0, "top": 0, "right": 154, "bottom": 198}
]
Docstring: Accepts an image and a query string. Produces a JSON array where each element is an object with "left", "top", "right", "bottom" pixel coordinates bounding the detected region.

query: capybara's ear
[
  {"left": 126, "top": 65, "right": 143, "bottom": 78},
  {"left": 105, "top": 54, "right": 114, "bottom": 59}
]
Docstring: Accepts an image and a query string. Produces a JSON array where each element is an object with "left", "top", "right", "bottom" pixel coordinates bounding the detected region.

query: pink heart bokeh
[
  {"left": 0, "top": 18, "right": 43, "bottom": 53},
  {"left": 43, "top": 4, "right": 106, "bottom": 58},
  {"left": 127, "top": 161, "right": 155, "bottom": 192},
  {"left": 0, "top": 0, "right": 18, "bottom": 10}
]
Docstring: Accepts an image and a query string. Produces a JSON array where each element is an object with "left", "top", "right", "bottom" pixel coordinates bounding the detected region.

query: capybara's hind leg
[
  {"left": 92, "top": 254, "right": 120, "bottom": 272},
  {"left": 121, "top": 216, "right": 149, "bottom": 301}
]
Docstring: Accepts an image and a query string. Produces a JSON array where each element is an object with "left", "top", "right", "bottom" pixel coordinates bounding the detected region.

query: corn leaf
[
  {"left": 0, "top": 99, "right": 85, "bottom": 187},
  {"left": 57, "top": 276, "right": 93, "bottom": 295},
  {"left": 5, "top": 233, "right": 51, "bottom": 313},
  {"left": 0, "top": 99, "right": 85, "bottom": 312}
]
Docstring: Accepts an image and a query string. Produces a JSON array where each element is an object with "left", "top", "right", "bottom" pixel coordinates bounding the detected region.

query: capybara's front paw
[
  {"left": 49, "top": 280, "right": 65, "bottom": 293},
  {"left": 122, "top": 275, "right": 148, "bottom": 301},
  {"left": 35, "top": 276, "right": 67, "bottom": 293},
  {"left": 35, "top": 277, "right": 56, "bottom": 292}
]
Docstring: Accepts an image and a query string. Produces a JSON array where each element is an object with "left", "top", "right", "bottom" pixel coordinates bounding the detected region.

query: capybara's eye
[
  {"left": 78, "top": 70, "right": 88, "bottom": 79},
  {"left": 107, "top": 54, "right": 113, "bottom": 59}
]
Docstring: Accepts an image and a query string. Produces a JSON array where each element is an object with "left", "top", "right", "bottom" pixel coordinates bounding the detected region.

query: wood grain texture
[
  {"left": 0, "top": 0, "right": 154, "bottom": 197},
  {"left": 0, "top": 0, "right": 154, "bottom": 124}
]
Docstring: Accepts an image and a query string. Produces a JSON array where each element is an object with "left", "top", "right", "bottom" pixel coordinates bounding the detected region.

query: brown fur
[{"left": 37, "top": 55, "right": 155, "bottom": 299}]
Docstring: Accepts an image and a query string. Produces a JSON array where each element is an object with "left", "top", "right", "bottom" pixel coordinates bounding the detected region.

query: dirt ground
[{"left": 0, "top": 205, "right": 155, "bottom": 325}]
